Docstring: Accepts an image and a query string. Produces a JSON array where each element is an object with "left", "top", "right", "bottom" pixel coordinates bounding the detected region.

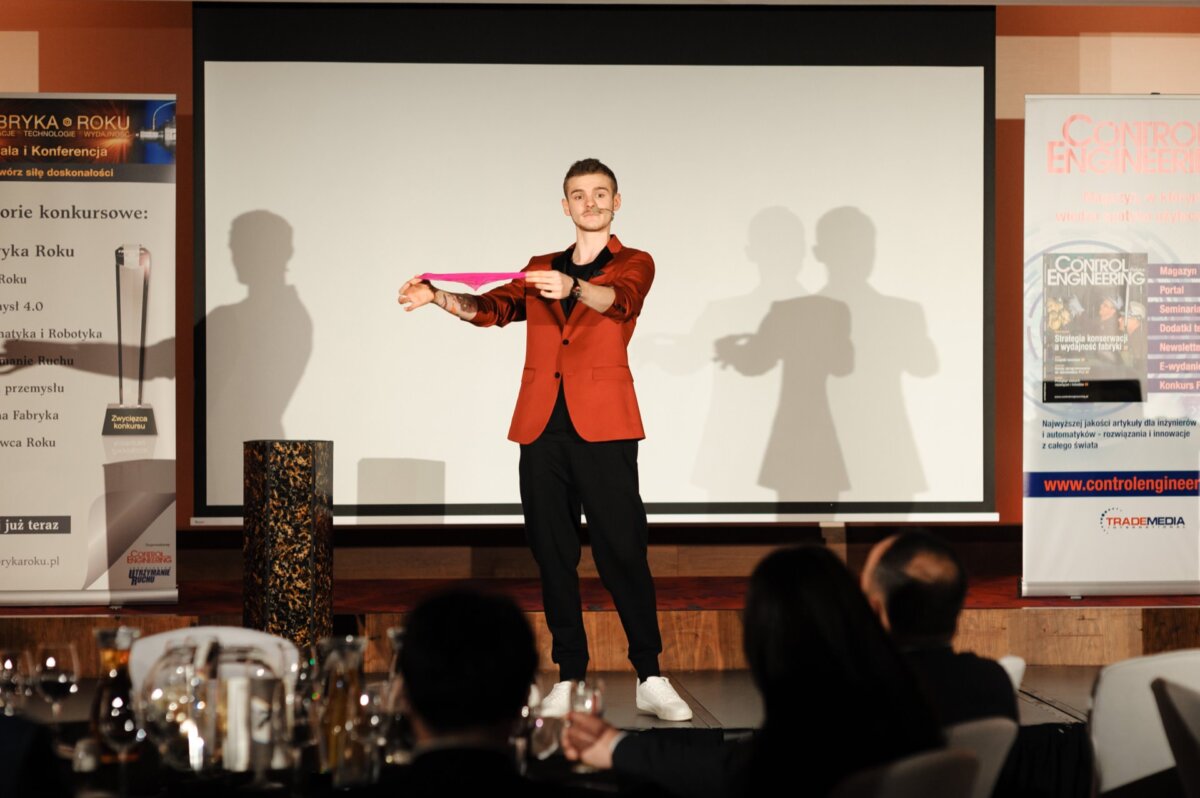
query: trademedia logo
[{"left": 1099, "top": 506, "right": 1186, "bottom": 532}]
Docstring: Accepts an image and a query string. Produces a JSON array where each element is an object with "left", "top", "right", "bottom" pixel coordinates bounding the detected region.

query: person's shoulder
[{"left": 528, "top": 251, "right": 562, "bottom": 268}]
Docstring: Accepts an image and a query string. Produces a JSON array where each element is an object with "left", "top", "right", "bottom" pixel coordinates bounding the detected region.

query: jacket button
[
  {"left": 554, "top": 372, "right": 561, "bottom": 379},
  {"left": 562, "top": 339, "right": 569, "bottom": 345}
]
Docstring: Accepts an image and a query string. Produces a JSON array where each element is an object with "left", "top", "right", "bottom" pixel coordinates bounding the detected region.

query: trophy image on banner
[{"left": 102, "top": 245, "right": 158, "bottom": 436}]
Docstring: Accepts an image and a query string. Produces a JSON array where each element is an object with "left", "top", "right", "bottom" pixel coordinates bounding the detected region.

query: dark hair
[
  {"left": 873, "top": 529, "right": 967, "bottom": 645},
  {"left": 744, "top": 546, "right": 918, "bottom": 714},
  {"left": 741, "top": 546, "right": 941, "bottom": 793},
  {"left": 398, "top": 589, "right": 537, "bottom": 734},
  {"left": 563, "top": 158, "right": 617, "bottom": 196}
]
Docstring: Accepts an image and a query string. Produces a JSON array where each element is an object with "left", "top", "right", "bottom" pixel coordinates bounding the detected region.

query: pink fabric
[{"left": 421, "top": 272, "right": 527, "bottom": 291}]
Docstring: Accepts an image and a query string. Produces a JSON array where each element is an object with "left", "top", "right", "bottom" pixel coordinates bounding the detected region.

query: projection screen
[{"left": 194, "top": 4, "right": 995, "bottom": 523}]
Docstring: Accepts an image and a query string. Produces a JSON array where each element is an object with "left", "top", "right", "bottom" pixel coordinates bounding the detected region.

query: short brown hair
[{"left": 563, "top": 158, "right": 617, "bottom": 196}]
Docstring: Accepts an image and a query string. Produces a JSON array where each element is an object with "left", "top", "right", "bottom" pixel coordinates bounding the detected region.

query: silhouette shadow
[
  {"left": 0, "top": 210, "right": 314, "bottom": 508},
  {"left": 815, "top": 207, "right": 937, "bottom": 501},
  {"left": 200, "top": 210, "right": 314, "bottom": 503},
  {"left": 711, "top": 208, "right": 854, "bottom": 502}
]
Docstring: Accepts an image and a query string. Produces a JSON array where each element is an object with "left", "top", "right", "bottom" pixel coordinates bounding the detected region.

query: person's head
[
  {"left": 860, "top": 530, "right": 967, "bottom": 647},
  {"left": 813, "top": 206, "right": 874, "bottom": 278},
  {"left": 740, "top": 546, "right": 942, "bottom": 792},
  {"left": 1121, "top": 300, "right": 1145, "bottom": 334},
  {"left": 228, "top": 210, "right": 293, "bottom": 285},
  {"left": 398, "top": 589, "right": 537, "bottom": 741},
  {"left": 1099, "top": 295, "right": 1121, "bottom": 321},
  {"left": 743, "top": 545, "right": 908, "bottom": 717},
  {"left": 562, "top": 158, "right": 620, "bottom": 232}
]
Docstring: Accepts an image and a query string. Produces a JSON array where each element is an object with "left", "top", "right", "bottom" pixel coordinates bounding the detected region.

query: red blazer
[{"left": 468, "top": 235, "right": 653, "bottom": 444}]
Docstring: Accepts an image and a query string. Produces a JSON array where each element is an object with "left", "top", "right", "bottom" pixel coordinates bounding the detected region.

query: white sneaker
[
  {"left": 538, "top": 680, "right": 572, "bottom": 718},
  {"left": 636, "top": 676, "right": 693, "bottom": 721}
]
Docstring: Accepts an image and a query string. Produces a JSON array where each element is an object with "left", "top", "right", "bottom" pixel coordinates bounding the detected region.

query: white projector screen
[{"left": 194, "top": 5, "right": 995, "bottom": 524}]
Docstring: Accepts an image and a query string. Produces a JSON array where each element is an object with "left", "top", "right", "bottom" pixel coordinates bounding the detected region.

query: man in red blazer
[{"left": 398, "top": 159, "right": 691, "bottom": 722}]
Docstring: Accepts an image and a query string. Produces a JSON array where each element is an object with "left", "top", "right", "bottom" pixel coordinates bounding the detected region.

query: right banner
[{"left": 1024, "top": 95, "right": 1200, "bottom": 596}]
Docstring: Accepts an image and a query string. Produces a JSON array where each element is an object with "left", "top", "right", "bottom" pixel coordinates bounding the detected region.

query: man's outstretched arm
[{"left": 398, "top": 276, "right": 478, "bottom": 321}]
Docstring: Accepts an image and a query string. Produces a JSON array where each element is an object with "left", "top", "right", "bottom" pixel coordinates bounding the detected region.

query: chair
[
  {"left": 1152, "top": 678, "right": 1200, "bottom": 798},
  {"left": 829, "top": 748, "right": 978, "bottom": 798},
  {"left": 1090, "top": 649, "right": 1200, "bottom": 795},
  {"left": 128, "top": 625, "right": 301, "bottom": 695},
  {"left": 945, "top": 717, "right": 1019, "bottom": 798},
  {"left": 997, "top": 654, "right": 1026, "bottom": 693}
]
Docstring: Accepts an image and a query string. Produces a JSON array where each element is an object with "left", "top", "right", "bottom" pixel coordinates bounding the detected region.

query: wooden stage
[{"left": 3, "top": 571, "right": 1200, "bottom": 679}]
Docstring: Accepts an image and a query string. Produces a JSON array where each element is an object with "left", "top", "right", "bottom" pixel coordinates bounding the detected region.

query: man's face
[
  {"left": 1121, "top": 315, "right": 1141, "bottom": 334},
  {"left": 1099, "top": 299, "right": 1117, "bottom": 321},
  {"left": 562, "top": 173, "right": 620, "bottom": 232}
]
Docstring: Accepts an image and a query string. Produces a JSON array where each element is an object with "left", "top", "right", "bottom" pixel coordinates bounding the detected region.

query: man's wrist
[{"left": 571, "top": 276, "right": 583, "bottom": 300}]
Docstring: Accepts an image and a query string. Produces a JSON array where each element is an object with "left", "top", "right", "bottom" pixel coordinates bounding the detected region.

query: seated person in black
[
  {"left": 860, "top": 529, "right": 1019, "bottom": 726},
  {"left": 376, "top": 588, "right": 593, "bottom": 797},
  {"left": 562, "top": 545, "right": 944, "bottom": 798}
]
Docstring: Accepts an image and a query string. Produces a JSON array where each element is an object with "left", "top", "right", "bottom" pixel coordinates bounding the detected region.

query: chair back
[
  {"left": 129, "top": 625, "right": 301, "bottom": 694},
  {"left": 1152, "top": 678, "right": 1200, "bottom": 798},
  {"left": 829, "top": 748, "right": 978, "bottom": 798},
  {"left": 945, "top": 717, "right": 1018, "bottom": 798},
  {"left": 1090, "top": 648, "right": 1200, "bottom": 793},
  {"left": 997, "top": 655, "right": 1026, "bottom": 693}
]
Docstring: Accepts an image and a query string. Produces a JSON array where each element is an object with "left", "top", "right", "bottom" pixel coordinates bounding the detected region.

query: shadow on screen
[
  {"left": 200, "top": 210, "right": 314, "bottom": 504},
  {"left": 357, "top": 458, "right": 446, "bottom": 507},
  {"left": 635, "top": 207, "right": 817, "bottom": 500},
  {"left": 714, "top": 208, "right": 854, "bottom": 502},
  {"left": 815, "top": 206, "right": 938, "bottom": 502}
]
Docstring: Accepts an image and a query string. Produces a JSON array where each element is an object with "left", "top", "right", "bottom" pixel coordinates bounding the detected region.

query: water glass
[{"left": 0, "top": 649, "right": 30, "bottom": 716}]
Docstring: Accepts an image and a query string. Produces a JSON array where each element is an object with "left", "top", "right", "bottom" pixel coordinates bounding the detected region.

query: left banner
[{"left": 0, "top": 94, "right": 177, "bottom": 605}]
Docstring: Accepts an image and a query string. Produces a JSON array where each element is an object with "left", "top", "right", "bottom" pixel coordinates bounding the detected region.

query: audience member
[
  {"left": 563, "top": 545, "right": 943, "bottom": 798},
  {"left": 860, "top": 529, "right": 1019, "bottom": 726},
  {"left": 381, "top": 588, "right": 589, "bottom": 796}
]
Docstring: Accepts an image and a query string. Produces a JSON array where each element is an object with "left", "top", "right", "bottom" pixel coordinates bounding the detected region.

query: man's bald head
[{"left": 860, "top": 530, "right": 967, "bottom": 646}]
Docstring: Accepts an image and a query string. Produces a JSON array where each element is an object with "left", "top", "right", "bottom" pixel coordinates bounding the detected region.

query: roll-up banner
[
  {"left": 0, "top": 94, "right": 177, "bottom": 606},
  {"left": 1024, "top": 95, "right": 1200, "bottom": 596}
]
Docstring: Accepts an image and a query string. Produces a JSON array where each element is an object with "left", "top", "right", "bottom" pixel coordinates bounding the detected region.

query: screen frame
[{"left": 192, "top": 2, "right": 996, "bottom": 523}]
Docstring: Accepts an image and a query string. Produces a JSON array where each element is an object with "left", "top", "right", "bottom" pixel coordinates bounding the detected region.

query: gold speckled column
[{"left": 243, "top": 440, "right": 333, "bottom": 649}]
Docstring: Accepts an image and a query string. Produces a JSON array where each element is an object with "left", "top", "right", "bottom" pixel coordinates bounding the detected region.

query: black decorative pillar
[{"left": 243, "top": 440, "right": 333, "bottom": 649}]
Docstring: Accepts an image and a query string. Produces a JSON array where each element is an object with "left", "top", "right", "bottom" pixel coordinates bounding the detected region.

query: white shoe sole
[{"left": 636, "top": 700, "right": 694, "bottom": 721}]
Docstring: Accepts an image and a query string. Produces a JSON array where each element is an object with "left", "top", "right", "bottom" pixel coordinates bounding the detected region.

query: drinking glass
[
  {"left": 94, "top": 628, "right": 142, "bottom": 797},
  {"left": 526, "top": 683, "right": 561, "bottom": 762},
  {"left": 569, "top": 679, "right": 605, "bottom": 717},
  {"left": 34, "top": 642, "right": 80, "bottom": 754},
  {"left": 347, "top": 683, "right": 390, "bottom": 785},
  {"left": 568, "top": 679, "right": 604, "bottom": 773},
  {"left": 0, "top": 649, "right": 30, "bottom": 717}
]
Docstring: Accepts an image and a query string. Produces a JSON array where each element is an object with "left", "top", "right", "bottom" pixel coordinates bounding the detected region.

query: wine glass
[
  {"left": 568, "top": 679, "right": 604, "bottom": 773},
  {"left": 569, "top": 678, "right": 605, "bottom": 716},
  {"left": 96, "top": 681, "right": 140, "bottom": 797},
  {"left": 0, "top": 649, "right": 30, "bottom": 716},
  {"left": 34, "top": 642, "right": 80, "bottom": 754}
]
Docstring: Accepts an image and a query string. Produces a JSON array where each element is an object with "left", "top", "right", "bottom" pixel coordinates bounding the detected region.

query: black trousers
[{"left": 518, "top": 433, "right": 662, "bottom": 681}]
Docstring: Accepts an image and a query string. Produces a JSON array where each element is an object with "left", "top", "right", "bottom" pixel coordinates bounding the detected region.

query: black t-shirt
[{"left": 542, "top": 244, "right": 613, "bottom": 438}]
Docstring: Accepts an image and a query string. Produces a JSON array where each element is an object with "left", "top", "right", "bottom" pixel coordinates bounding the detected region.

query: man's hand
[
  {"left": 0, "top": 339, "right": 39, "bottom": 374},
  {"left": 526, "top": 269, "right": 573, "bottom": 300},
  {"left": 398, "top": 275, "right": 436, "bottom": 312},
  {"left": 713, "top": 334, "right": 752, "bottom": 368},
  {"left": 561, "top": 711, "right": 620, "bottom": 770}
]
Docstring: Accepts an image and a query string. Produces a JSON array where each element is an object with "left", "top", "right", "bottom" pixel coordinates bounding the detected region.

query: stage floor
[{"left": 536, "top": 665, "right": 1096, "bottom": 732}]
